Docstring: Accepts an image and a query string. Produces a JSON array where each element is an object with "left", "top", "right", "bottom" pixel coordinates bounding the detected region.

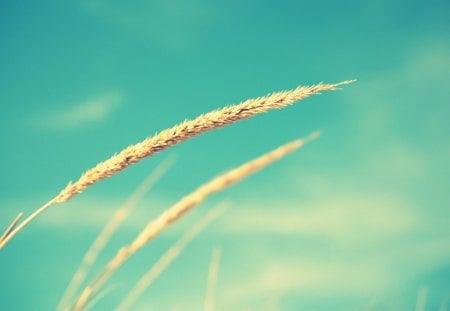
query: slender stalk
[
  {"left": 117, "top": 204, "right": 227, "bottom": 311},
  {"left": 0, "top": 199, "right": 56, "bottom": 249},
  {"left": 0, "top": 212, "right": 23, "bottom": 242}
]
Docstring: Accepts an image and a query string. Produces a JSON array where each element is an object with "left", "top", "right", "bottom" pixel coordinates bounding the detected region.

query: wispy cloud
[
  {"left": 217, "top": 197, "right": 449, "bottom": 308},
  {"left": 218, "top": 194, "right": 419, "bottom": 246},
  {"left": 31, "top": 91, "right": 123, "bottom": 130},
  {"left": 81, "top": 0, "right": 215, "bottom": 50},
  {"left": 205, "top": 179, "right": 448, "bottom": 308},
  {"left": 220, "top": 234, "right": 450, "bottom": 309},
  {"left": 222, "top": 256, "right": 393, "bottom": 306}
]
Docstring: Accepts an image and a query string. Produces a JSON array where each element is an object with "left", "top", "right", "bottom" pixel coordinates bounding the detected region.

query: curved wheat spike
[
  {"left": 0, "top": 80, "right": 354, "bottom": 249},
  {"left": 73, "top": 134, "right": 318, "bottom": 310},
  {"left": 117, "top": 204, "right": 227, "bottom": 311},
  {"left": 57, "top": 157, "right": 174, "bottom": 311}
]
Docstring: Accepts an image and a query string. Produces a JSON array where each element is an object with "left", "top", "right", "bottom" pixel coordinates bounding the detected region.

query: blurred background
[{"left": 1, "top": 1, "right": 449, "bottom": 310}]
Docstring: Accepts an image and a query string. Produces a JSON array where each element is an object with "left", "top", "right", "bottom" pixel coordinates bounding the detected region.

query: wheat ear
[
  {"left": 73, "top": 134, "right": 318, "bottom": 310},
  {"left": 57, "top": 158, "right": 174, "bottom": 311},
  {"left": 117, "top": 204, "right": 227, "bottom": 311},
  {"left": 0, "top": 80, "right": 353, "bottom": 249}
]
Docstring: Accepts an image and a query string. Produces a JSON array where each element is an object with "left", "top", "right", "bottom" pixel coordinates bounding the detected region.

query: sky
[{"left": 0, "top": 0, "right": 449, "bottom": 310}]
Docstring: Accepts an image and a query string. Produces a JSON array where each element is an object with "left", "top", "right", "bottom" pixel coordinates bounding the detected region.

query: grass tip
[
  {"left": 302, "top": 131, "right": 322, "bottom": 144},
  {"left": 333, "top": 79, "right": 357, "bottom": 88}
]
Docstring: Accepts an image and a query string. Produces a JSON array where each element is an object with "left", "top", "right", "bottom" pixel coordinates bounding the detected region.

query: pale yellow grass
[
  {"left": 0, "top": 80, "right": 353, "bottom": 249},
  {"left": 57, "top": 158, "right": 174, "bottom": 311},
  {"left": 72, "top": 135, "right": 316, "bottom": 310},
  {"left": 116, "top": 204, "right": 227, "bottom": 311}
]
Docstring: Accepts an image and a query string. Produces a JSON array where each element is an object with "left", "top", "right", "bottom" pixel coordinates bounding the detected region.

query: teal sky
[{"left": 1, "top": 1, "right": 449, "bottom": 310}]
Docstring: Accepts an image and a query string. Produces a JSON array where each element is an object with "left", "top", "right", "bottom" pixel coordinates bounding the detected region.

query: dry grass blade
[
  {"left": 57, "top": 158, "right": 174, "bottom": 311},
  {"left": 0, "top": 212, "right": 23, "bottom": 242},
  {"left": 205, "top": 247, "right": 222, "bottom": 311},
  {"left": 117, "top": 204, "right": 227, "bottom": 311},
  {"left": 0, "top": 80, "right": 354, "bottom": 249},
  {"left": 73, "top": 134, "right": 317, "bottom": 310}
]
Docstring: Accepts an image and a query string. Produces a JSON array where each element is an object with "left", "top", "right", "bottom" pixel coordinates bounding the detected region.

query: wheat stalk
[
  {"left": 0, "top": 212, "right": 23, "bottom": 242},
  {"left": 0, "top": 80, "right": 353, "bottom": 249},
  {"left": 116, "top": 204, "right": 227, "bottom": 311},
  {"left": 72, "top": 134, "right": 317, "bottom": 310}
]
